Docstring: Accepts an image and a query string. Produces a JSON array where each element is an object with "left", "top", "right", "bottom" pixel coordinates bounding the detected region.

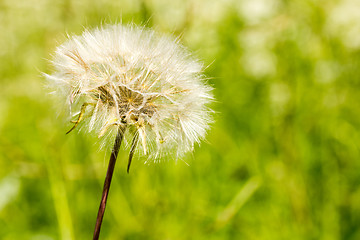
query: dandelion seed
[
  {"left": 45, "top": 24, "right": 213, "bottom": 240},
  {"left": 47, "top": 24, "right": 213, "bottom": 161}
]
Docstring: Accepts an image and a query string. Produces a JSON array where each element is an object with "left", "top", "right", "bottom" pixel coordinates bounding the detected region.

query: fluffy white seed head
[{"left": 46, "top": 24, "right": 213, "bottom": 161}]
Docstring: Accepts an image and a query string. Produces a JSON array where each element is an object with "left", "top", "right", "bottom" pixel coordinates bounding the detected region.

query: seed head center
[{"left": 92, "top": 84, "right": 155, "bottom": 125}]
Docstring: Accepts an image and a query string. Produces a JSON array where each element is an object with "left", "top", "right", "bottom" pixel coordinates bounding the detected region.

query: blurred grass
[{"left": 1, "top": 0, "right": 360, "bottom": 239}]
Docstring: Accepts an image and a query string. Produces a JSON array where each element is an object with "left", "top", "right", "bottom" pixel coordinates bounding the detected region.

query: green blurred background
[{"left": 1, "top": 0, "right": 360, "bottom": 239}]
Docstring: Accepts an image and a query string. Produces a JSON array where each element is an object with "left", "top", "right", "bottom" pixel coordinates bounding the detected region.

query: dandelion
[{"left": 45, "top": 24, "right": 213, "bottom": 239}]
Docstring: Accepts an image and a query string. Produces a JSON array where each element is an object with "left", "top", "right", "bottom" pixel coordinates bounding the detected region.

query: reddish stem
[{"left": 93, "top": 127, "right": 124, "bottom": 240}]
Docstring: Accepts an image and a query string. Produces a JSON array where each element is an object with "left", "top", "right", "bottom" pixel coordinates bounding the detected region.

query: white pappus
[{"left": 46, "top": 24, "right": 213, "bottom": 167}]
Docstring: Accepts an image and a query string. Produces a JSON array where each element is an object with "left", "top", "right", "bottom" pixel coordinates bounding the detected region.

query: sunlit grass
[{"left": 1, "top": 0, "right": 360, "bottom": 239}]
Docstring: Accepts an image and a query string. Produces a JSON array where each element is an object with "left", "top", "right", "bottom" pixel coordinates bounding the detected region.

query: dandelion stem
[{"left": 93, "top": 126, "right": 125, "bottom": 240}]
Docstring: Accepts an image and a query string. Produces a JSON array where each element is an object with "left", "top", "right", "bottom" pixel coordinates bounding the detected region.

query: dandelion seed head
[{"left": 46, "top": 24, "right": 213, "bottom": 161}]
